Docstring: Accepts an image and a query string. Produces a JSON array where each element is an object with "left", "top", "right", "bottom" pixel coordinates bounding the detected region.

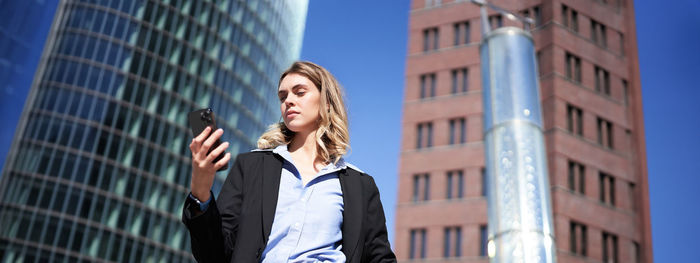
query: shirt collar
[{"left": 252, "top": 144, "right": 363, "bottom": 173}]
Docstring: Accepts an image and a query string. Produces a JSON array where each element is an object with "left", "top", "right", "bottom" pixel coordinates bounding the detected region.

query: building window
[
  {"left": 626, "top": 129, "right": 632, "bottom": 151},
  {"left": 427, "top": 123, "right": 433, "bottom": 147},
  {"left": 619, "top": 32, "right": 625, "bottom": 56},
  {"left": 536, "top": 51, "right": 543, "bottom": 74},
  {"left": 425, "top": 0, "right": 442, "bottom": 8},
  {"left": 597, "top": 117, "right": 614, "bottom": 149},
  {"left": 570, "top": 221, "right": 588, "bottom": 256},
  {"left": 602, "top": 232, "right": 619, "bottom": 263},
  {"left": 479, "top": 225, "right": 488, "bottom": 257},
  {"left": 446, "top": 171, "right": 453, "bottom": 199},
  {"left": 481, "top": 168, "right": 487, "bottom": 197},
  {"left": 446, "top": 170, "right": 464, "bottom": 199},
  {"left": 565, "top": 52, "right": 582, "bottom": 82},
  {"left": 520, "top": 5, "right": 542, "bottom": 27},
  {"left": 424, "top": 174, "right": 430, "bottom": 201},
  {"left": 412, "top": 175, "right": 420, "bottom": 202},
  {"left": 633, "top": 241, "right": 641, "bottom": 263},
  {"left": 448, "top": 117, "right": 466, "bottom": 145},
  {"left": 420, "top": 73, "right": 436, "bottom": 99},
  {"left": 629, "top": 182, "right": 637, "bottom": 212},
  {"left": 561, "top": 5, "right": 568, "bottom": 27},
  {"left": 622, "top": 79, "right": 628, "bottom": 105},
  {"left": 416, "top": 124, "right": 423, "bottom": 149},
  {"left": 410, "top": 228, "right": 427, "bottom": 259},
  {"left": 416, "top": 122, "right": 433, "bottom": 149},
  {"left": 443, "top": 226, "right": 462, "bottom": 258},
  {"left": 413, "top": 173, "right": 431, "bottom": 202},
  {"left": 591, "top": 19, "right": 608, "bottom": 48},
  {"left": 443, "top": 227, "right": 450, "bottom": 258},
  {"left": 561, "top": 5, "right": 578, "bottom": 32},
  {"left": 568, "top": 160, "right": 585, "bottom": 194},
  {"left": 453, "top": 21, "right": 470, "bottom": 46},
  {"left": 566, "top": 104, "right": 583, "bottom": 136},
  {"left": 595, "top": 66, "right": 611, "bottom": 96},
  {"left": 532, "top": 6, "right": 542, "bottom": 26},
  {"left": 599, "top": 172, "right": 615, "bottom": 206},
  {"left": 423, "top": 27, "right": 439, "bottom": 52},
  {"left": 450, "top": 68, "right": 468, "bottom": 94},
  {"left": 488, "top": 14, "right": 503, "bottom": 29}
]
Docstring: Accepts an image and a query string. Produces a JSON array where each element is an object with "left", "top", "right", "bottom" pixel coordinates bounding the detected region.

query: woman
[{"left": 182, "top": 61, "right": 396, "bottom": 263}]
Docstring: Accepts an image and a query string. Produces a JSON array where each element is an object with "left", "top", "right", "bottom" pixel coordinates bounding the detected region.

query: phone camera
[{"left": 200, "top": 108, "right": 213, "bottom": 123}]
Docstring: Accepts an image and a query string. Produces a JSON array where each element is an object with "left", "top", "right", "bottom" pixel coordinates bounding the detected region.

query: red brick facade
[{"left": 395, "top": 0, "right": 652, "bottom": 262}]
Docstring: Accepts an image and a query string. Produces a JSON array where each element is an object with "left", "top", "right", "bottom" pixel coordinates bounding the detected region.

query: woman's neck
[{"left": 288, "top": 128, "right": 321, "bottom": 165}]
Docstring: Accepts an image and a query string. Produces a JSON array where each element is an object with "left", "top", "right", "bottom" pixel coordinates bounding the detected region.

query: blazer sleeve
[
  {"left": 363, "top": 175, "right": 397, "bottom": 263},
  {"left": 182, "top": 155, "right": 245, "bottom": 262}
]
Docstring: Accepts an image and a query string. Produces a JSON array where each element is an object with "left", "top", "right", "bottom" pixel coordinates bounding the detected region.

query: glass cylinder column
[{"left": 480, "top": 27, "right": 556, "bottom": 263}]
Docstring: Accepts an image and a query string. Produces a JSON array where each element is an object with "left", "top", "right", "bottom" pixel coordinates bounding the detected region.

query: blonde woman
[{"left": 183, "top": 61, "right": 396, "bottom": 263}]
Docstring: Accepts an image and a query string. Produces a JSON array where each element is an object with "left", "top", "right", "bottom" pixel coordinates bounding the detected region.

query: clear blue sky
[
  {"left": 0, "top": 0, "right": 696, "bottom": 261},
  {"left": 300, "top": 0, "right": 700, "bottom": 261}
]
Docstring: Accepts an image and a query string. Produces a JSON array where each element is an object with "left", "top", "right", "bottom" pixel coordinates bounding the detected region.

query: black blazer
[{"left": 182, "top": 150, "right": 397, "bottom": 263}]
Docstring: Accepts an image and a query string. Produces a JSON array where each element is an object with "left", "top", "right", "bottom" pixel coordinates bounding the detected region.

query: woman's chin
[
  {"left": 284, "top": 122, "right": 304, "bottom": 132},
  {"left": 285, "top": 121, "right": 315, "bottom": 133}
]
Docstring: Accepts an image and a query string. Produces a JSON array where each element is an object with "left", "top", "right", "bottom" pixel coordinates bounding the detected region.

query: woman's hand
[{"left": 189, "top": 126, "right": 231, "bottom": 202}]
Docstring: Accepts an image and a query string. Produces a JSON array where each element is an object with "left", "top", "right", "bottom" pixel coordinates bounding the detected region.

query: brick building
[{"left": 394, "top": 0, "right": 652, "bottom": 262}]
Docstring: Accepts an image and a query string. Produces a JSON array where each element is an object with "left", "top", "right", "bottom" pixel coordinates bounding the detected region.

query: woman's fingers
[
  {"left": 194, "top": 126, "right": 212, "bottom": 143},
  {"left": 191, "top": 126, "right": 212, "bottom": 153},
  {"left": 205, "top": 141, "right": 230, "bottom": 163},
  {"left": 198, "top": 128, "right": 223, "bottom": 158},
  {"left": 214, "top": 152, "right": 231, "bottom": 170}
]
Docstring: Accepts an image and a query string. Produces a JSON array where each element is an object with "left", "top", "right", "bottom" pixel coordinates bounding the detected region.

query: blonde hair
[{"left": 257, "top": 61, "right": 350, "bottom": 164}]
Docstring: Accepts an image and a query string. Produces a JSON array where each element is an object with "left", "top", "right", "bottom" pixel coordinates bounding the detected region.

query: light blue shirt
[{"left": 258, "top": 144, "right": 358, "bottom": 263}]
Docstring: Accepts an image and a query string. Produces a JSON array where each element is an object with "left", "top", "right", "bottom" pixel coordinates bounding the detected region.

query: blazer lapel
[
  {"left": 339, "top": 168, "right": 362, "bottom": 261},
  {"left": 261, "top": 153, "right": 283, "bottom": 243}
]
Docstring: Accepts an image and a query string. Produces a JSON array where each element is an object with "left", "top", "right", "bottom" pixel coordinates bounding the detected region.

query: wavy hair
[{"left": 256, "top": 61, "right": 350, "bottom": 164}]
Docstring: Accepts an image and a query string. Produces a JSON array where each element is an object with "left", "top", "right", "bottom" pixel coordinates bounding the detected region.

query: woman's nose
[{"left": 285, "top": 96, "right": 296, "bottom": 106}]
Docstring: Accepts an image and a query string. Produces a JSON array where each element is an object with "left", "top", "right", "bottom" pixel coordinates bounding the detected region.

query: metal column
[{"left": 475, "top": 1, "right": 557, "bottom": 262}]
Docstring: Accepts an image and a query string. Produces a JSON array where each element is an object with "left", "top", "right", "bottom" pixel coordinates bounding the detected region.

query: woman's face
[{"left": 278, "top": 73, "right": 321, "bottom": 133}]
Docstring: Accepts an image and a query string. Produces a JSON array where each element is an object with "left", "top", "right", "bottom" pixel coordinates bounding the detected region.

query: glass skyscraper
[{"left": 0, "top": 0, "right": 307, "bottom": 262}]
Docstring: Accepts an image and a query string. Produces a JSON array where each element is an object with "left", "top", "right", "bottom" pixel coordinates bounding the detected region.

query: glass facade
[{"left": 0, "top": 0, "right": 308, "bottom": 262}]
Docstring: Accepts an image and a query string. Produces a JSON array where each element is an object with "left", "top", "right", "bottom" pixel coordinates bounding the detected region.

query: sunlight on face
[{"left": 278, "top": 73, "right": 321, "bottom": 133}]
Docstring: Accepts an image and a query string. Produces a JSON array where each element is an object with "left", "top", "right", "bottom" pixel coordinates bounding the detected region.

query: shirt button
[
  {"left": 295, "top": 222, "right": 300, "bottom": 228},
  {"left": 300, "top": 198, "right": 306, "bottom": 202}
]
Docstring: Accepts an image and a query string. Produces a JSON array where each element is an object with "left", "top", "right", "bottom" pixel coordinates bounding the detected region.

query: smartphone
[{"left": 188, "top": 108, "right": 228, "bottom": 171}]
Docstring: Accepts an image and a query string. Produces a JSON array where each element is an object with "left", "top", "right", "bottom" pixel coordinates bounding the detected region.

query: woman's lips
[{"left": 286, "top": 112, "right": 299, "bottom": 118}]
